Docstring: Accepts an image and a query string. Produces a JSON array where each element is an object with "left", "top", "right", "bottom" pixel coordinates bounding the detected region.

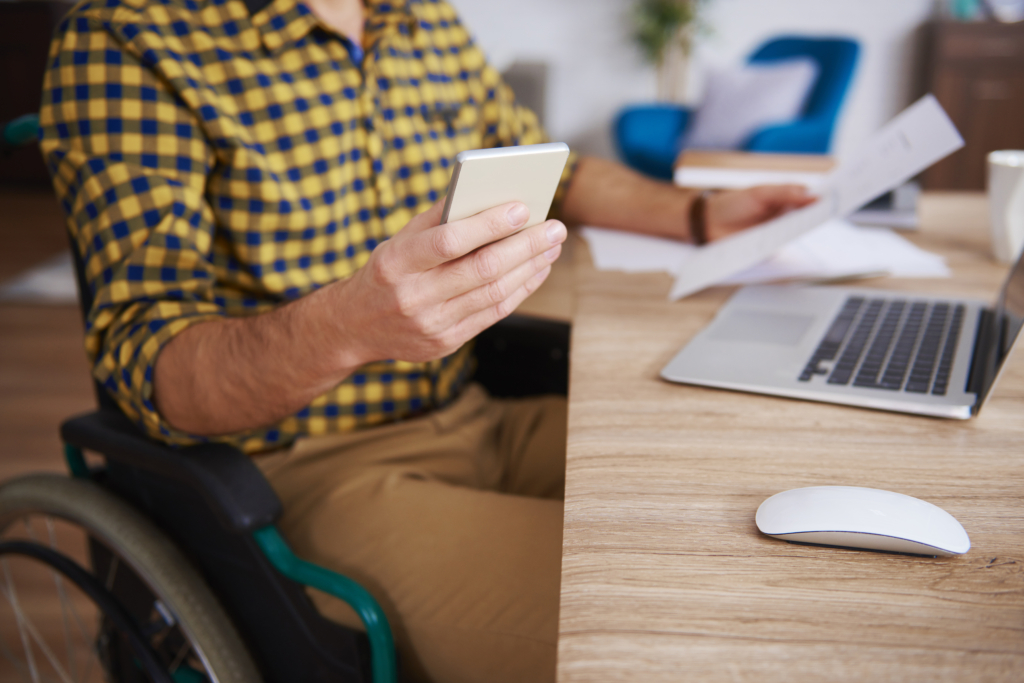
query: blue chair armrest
[
  {"left": 614, "top": 104, "right": 693, "bottom": 180},
  {"left": 744, "top": 118, "right": 833, "bottom": 155}
]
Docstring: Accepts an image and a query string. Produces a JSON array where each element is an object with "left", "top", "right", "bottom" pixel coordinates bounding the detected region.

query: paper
[
  {"left": 720, "top": 220, "right": 949, "bottom": 283},
  {"left": 581, "top": 226, "right": 695, "bottom": 273},
  {"left": 580, "top": 219, "right": 949, "bottom": 286},
  {"left": 673, "top": 167, "right": 828, "bottom": 191},
  {"left": 668, "top": 95, "right": 964, "bottom": 300}
]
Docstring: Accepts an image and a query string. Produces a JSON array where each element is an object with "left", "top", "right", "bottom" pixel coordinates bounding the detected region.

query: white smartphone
[{"left": 440, "top": 142, "right": 571, "bottom": 229}]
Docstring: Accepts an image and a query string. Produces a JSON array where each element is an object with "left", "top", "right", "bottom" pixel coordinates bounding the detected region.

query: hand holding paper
[{"left": 669, "top": 95, "right": 964, "bottom": 301}]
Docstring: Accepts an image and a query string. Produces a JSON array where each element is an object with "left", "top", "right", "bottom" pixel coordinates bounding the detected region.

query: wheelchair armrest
[
  {"left": 60, "top": 410, "right": 282, "bottom": 533},
  {"left": 474, "top": 313, "right": 570, "bottom": 398}
]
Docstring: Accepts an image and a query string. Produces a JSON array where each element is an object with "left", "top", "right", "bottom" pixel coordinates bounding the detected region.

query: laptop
[{"left": 660, "top": 248, "right": 1024, "bottom": 419}]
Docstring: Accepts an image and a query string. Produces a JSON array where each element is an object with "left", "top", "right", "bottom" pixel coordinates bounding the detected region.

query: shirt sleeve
[
  {"left": 40, "top": 12, "right": 224, "bottom": 444},
  {"left": 476, "top": 62, "right": 579, "bottom": 219}
]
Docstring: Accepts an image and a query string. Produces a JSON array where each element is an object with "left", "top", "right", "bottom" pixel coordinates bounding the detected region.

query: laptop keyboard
[{"left": 798, "top": 297, "right": 965, "bottom": 395}]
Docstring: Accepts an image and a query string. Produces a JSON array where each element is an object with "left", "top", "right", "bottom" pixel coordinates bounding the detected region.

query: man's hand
[
  {"left": 705, "top": 184, "right": 817, "bottom": 242},
  {"left": 327, "top": 200, "right": 566, "bottom": 367},
  {"left": 153, "top": 199, "right": 565, "bottom": 436},
  {"left": 560, "top": 156, "right": 815, "bottom": 244}
]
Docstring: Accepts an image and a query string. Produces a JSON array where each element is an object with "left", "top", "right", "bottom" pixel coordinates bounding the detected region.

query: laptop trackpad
[{"left": 709, "top": 310, "right": 815, "bottom": 346}]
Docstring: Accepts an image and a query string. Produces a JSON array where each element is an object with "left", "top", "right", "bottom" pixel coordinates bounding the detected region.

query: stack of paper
[
  {"left": 673, "top": 167, "right": 828, "bottom": 192},
  {"left": 580, "top": 219, "right": 949, "bottom": 286}
]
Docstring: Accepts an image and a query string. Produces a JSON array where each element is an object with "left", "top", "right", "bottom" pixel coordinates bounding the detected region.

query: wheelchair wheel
[{"left": 0, "top": 473, "right": 261, "bottom": 683}]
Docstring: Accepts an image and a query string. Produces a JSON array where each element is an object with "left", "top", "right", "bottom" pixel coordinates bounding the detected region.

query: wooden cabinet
[{"left": 923, "top": 20, "right": 1024, "bottom": 190}]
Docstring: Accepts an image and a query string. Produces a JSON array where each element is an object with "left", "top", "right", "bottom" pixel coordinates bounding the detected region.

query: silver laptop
[{"left": 660, "top": 249, "right": 1024, "bottom": 419}]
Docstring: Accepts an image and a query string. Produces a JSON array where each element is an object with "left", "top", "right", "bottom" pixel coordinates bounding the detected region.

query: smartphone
[{"left": 440, "top": 142, "right": 571, "bottom": 229}]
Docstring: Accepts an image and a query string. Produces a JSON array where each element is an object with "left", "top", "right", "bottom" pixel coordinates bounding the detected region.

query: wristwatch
[{"left": 688, "top": 189, "right": 716, "bottom": 246}]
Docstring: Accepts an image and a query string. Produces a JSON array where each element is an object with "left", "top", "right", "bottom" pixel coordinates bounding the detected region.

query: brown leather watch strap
[{"left": 688, "top": 189, "right": 715, "bottom": 246}]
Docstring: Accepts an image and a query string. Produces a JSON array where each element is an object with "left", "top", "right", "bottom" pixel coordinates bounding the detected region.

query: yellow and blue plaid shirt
[{"left": 40, "top": 0, "right": 574, "bottom": 452}]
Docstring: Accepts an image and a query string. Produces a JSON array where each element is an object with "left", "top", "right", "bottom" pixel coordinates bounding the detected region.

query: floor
[
  {"left": 0, "top": 186, "right": 94, "bottom": 482},
  {"left": 0, "top": 186, "right": 97, "bottom": 682}
]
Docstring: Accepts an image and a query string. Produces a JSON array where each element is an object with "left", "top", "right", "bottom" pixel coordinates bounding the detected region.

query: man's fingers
[
  {"left": 433, "top": 218, "right": 564, "bottom": 299},
  {"left": 440, "top": 240, "right": 560, "bottom": 321},
  {"left": 398, "top": 201, "right": 531, "bottom": 273},
  {"left": 447, "top": 264, "right": 553, "bottom": 342}
]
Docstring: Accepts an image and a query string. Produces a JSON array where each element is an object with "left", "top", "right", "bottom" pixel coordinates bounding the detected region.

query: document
[
  {"left": 668, "top": 95, "right": 964, "bottom": 301},
  {"left": 580, "top": 219, "right": 949, "bottom": 286}
]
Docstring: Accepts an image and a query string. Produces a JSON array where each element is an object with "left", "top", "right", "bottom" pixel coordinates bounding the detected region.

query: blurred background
[
  {"left": 460, "top": 0, "right": 930, "bottom": 161},
  {"left": 456, "top": 0, "right": 1023, "bottom": 187},
  {"left": 2, "top": 0, "right": 1023, "bottom": 187}
]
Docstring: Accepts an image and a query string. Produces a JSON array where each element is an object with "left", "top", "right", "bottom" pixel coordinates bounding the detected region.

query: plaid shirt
[{"left": 40, "top": 0, "right": 574, "bottom": 452}]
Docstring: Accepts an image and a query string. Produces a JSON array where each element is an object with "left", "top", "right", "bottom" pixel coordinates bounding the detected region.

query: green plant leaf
[{"left": 632, "top": 0, "right": 700, "bottom": 65}]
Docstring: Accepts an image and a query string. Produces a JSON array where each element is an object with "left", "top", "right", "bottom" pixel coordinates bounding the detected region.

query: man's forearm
[
  {"left": 152, "top": 197, "right": 566, "bottom": 439},
  {"left": 560, "top": 156, "right": 698, "bottom": 240},
  {"left": 153, "top": 284, "right": 360, "bottom": 437}
]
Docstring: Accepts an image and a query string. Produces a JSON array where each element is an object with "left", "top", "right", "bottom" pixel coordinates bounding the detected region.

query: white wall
[{"left": 452, "top": 0, "right": 938, "bottom": 160}]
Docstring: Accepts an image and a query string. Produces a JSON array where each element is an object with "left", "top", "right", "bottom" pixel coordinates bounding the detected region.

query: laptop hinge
[{"left": 966, "top": 307, "right": 997, "bottom": 414}]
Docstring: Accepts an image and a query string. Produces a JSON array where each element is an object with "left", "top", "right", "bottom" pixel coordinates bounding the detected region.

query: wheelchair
[{"left": 0, "top": 114, "right": 571, "bottom": 683}]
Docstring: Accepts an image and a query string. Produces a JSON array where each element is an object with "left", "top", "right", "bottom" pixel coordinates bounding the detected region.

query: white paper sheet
[
  {"left": 719, "top": 220, "right": 949, "bottom": 283},
  {"left": 581, "top": 227, "right": 695, "bottom": 273},
  {"left": 668, "top": 95, "right": 964, "bottom": 300},
  {"left": 580, "top": 219, "right": 949, "bottom": 286},
  {"left": 673, "top": 167, "right": 828, "bottom": 191}
]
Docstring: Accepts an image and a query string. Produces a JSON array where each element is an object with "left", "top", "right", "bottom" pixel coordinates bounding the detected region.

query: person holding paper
[{"left": 39, "top": 0, "right": 814, "bottom": 680}]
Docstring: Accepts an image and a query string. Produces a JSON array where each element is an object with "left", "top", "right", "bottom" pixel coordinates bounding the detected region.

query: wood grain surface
[{"left": 557, "top": 191, "right": 1024, "bottom": 681}]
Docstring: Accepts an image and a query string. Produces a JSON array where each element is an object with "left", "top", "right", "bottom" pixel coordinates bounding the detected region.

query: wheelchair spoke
[
  {"left": 0, "top": 480, "right": 249, "bottom": 683},
  {"left": 168, "top": 638, "right": 191, "bottom": 674},
  {"left": 103, "top": 555, "right": 118, "bottom": 593},
  {"left": 0, "top": 630, "right": 38, "bottom": 683},
  {"left": 44, "top": 517, "right": 82, "bottom": 683},
  {"left": 144, "top": 603, "right": 175, "bottom": 651},
  {"left": 1, "top": 557, "right": 40, "bottom": 683},
  {"left": 1, "top": 556, "right": 80, "bottom": 683}
]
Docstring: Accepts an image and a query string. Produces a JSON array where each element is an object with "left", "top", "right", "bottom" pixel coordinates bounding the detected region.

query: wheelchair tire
[{"left": 0, "top": 473, "right": 262, "bottom": 683}]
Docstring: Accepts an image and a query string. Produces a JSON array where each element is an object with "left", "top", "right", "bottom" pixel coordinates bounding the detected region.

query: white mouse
[{"left": 755, "top": 486, "right": 970, "bottom": 556}]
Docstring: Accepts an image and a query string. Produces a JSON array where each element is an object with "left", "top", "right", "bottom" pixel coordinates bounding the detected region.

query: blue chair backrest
[
  {"left": 747, "top": 36, "right": 859, "bottom": 139},
  {"left": 613, "top": 35, "right": 860, "bottom": 177}
]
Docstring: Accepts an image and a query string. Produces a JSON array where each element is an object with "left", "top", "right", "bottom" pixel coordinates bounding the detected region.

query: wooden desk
[{"left": 556, "top": 192, "right": 1024, "bottom": 681}]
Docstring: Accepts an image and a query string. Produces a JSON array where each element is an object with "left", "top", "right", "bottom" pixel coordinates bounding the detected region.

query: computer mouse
[{"left": 755, "top": 486, "right": 970, "bottom": 556}]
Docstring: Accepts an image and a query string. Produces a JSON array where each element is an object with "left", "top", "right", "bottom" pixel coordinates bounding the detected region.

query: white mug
[{"left": 987, "top": 150, "right": 1024, "bottom": 264}]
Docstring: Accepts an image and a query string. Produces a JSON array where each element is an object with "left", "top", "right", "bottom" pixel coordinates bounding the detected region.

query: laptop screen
[{"left": 977, "top": 249, "right": 1024, "bottom": 408}]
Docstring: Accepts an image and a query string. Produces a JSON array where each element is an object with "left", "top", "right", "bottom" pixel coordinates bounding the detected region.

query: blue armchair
[{"left": 615, "top": 36, "right": 860, "bottom": 179}]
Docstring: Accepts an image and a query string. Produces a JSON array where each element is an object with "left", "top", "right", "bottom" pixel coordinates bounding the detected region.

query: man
[{"left": 40, "top": 0, "right": 813, "bottom": 679}]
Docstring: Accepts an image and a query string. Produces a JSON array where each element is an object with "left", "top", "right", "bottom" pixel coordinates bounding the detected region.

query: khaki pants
[{"left": 255, "top": 384, "right": 567, "bottom": 683}]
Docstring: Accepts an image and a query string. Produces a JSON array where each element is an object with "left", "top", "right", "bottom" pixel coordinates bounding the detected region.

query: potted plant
[{"left": 632, "top": 0, "right": 705, "bottom": 101}]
